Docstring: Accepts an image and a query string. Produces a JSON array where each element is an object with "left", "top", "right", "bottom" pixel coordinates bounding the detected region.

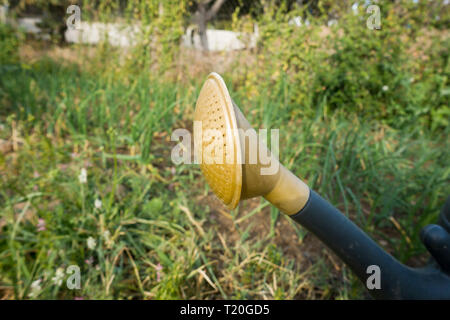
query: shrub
[
  {"left": 233, "top": 0, "right": 449, "bottom": 131},
  {"left": 0, "top": 22, "right": 22, "bottom": 65}
]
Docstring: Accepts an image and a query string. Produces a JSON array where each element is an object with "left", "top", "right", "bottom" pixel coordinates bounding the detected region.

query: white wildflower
[
  {"left": 78, "top": 168, "right": 87, "bottom": 184},
  {"left": 382, "top": 85, "right": 389, "bottom": 92},
  {"left": 94, "top": 198, "right": 102, "bottom": 209},
  {"left": 87, "top": 236, "right": 96, "bottom": 250},
  {"left": 51, "top": 268, "right": 65, "bottom": 286},
  {"left": 28, "top": 279, "right": 42, "bottom": 299},
  {"left": 103, "top": 230, "right": 111, "bottom": 242}
]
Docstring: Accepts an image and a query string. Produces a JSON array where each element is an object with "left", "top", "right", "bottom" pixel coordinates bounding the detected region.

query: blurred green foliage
[{"left": 0, "top": 23, "right": 22, "bottom": 64}]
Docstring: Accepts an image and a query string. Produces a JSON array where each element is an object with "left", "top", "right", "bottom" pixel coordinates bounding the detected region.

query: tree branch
[{"left": 206, "top": 0, "right": 226, "bottom": 21}]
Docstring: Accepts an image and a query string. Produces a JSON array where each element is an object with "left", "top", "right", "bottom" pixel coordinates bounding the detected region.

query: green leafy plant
[{"left": 0, "top": 22, "right": 22, "bottom": 65}]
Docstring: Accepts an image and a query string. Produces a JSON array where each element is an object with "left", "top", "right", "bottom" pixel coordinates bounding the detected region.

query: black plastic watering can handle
[
  {"left": 420, "top": 196, "right": 450, "bottom": 273},
  {"left": 290, "top": 191, "right": 450, "bottom": 299},
  {"left": 421, "top": 224, "right": 450, "bottom": 274}
]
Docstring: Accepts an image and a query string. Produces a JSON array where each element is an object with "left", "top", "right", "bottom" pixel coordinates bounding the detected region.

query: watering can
[{"left": 193, "top": 72, "right": 450, "bottom": 299}]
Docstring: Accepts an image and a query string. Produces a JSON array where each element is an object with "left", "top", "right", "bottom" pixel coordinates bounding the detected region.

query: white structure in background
[
  {"left": 8, "top": 12, "right": 259, "bottom": 52},
  {"left": 17, "top": 17, "right": 42, "bottom": 34},
  {"left": 181, "top": 24, "right": 259, "bottom": 52},
  {"left": 16, "top": 16, "right": 51, "bottom": 40},
  {"left": 67, "top": 21, "right": 260, "bottom": 51},
  {"left": 65, "top": 22, "right": 140, "bottom": 47},
  {"left": 0, "top": 4, "right": 8, "bottom": 24}
]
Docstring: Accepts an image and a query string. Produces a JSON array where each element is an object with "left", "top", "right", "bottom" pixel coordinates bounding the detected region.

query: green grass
[{"left": 0, "top": 45, "right": 449, "bottom": 300}]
